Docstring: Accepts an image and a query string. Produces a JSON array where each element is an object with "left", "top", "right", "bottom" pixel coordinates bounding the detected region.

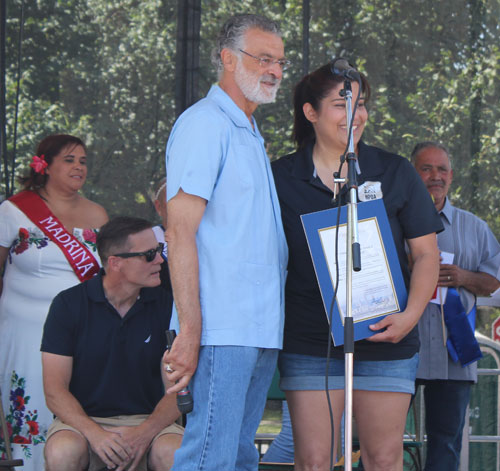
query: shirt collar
[
  {"left": 356, "top": 141, "right": 386, "bottom": 178},
  {"left": 291, "top": 139, "right": 363, "bottom": 181},
  {"left": 208, "top": 84, "right": 261, "bottom": 138},
  {"left": 87, "top": 269, "right": 106, "bottom": 302},
  {"left": 291, "top": 140, "right": 315, "bottom": 181},
  {"left": 87, "top": 269, "right": 156, "bottom": 304},
  {"left": 439, "top": 197, "right": 453, "bottom": 225}
]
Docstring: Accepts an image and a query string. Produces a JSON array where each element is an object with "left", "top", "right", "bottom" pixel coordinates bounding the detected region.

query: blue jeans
[
  {"left": 172, "top": 346, "right": 278, "bottom": 471},
  {"left": 417, "top": 379, "right": 472, "bottom": 471}
]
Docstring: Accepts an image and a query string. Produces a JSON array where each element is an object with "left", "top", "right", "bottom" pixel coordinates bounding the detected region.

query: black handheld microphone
[
  {"left": 331, "top": 58, "right": 360, "bottom": 81},
  {"left": 165, "top": 329, "right": 194, "bottom": 414}
]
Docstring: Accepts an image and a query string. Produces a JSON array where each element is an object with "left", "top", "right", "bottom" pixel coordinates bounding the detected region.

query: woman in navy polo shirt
[{"left": 272, "top": 62, "right": 442, "bottom": 470}]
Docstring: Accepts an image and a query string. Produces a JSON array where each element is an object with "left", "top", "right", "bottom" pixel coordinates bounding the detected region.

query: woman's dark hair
[
  {"left": 97, "top": 216, "right": 153, "bottom": 265},
  {"left": 292, "top": 60, "right": 371, "bottom": 149},
  {"left": 19, "top": 134, "right": 86, "bottom": 190}
]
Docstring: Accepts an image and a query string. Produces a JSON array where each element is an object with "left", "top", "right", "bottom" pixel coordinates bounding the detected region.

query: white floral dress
[{"left": 0, "top": 200, "right": 100, "bottom": 470}]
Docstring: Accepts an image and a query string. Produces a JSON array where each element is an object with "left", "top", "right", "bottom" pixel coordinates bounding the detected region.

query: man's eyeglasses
[
  {"left": 113, "top": 243, "right": 164, "bottom": 262},
  {"left": 238, "top": 49, "right": 291, "bottom": 71}
]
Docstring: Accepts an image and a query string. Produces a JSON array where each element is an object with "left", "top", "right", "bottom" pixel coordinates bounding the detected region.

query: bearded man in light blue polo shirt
[{"left": 163, "top": 13, "right": 288, "bottom": 471}]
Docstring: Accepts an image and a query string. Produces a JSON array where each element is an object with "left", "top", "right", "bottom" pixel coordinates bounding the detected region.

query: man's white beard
[{"left": 234, "top": 59, "right": 281, "bottom": 104}]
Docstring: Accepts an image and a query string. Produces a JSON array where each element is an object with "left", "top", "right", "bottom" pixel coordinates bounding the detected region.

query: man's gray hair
[
  {"left": 211, "top": 14, "right": 281, "bottom": 75},
  {"left": 411, "top": 141, "right": 452, "bottom": 168}
]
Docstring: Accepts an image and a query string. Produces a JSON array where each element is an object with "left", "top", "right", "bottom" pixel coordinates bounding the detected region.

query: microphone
[
  {"left": 331, "top": 58, "right": 360, "bottom": 81},
  {"left": 165, "top": 329, "right": 194, "bottom": 414}
]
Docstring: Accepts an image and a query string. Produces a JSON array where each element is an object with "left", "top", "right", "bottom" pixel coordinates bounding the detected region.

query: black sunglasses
[{"left": 113, "top": 242, "right": 164, "bottom": 262}]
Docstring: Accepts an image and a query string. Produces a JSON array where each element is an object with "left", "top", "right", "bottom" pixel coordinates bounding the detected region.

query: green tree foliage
[
  {"left": 2, "top": 0, "right": 500, "bottom": 232},
  {"left": 3, "top": 0, "right": 178, "bottom": 219}
]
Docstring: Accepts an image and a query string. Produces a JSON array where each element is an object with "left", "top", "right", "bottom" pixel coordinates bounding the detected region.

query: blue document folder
[{"left": 301, "top": 198, "right": 408, "bottom": 346}]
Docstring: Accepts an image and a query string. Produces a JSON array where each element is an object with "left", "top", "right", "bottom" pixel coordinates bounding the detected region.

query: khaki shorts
[{"left": 47, "top": 414, "right": 184, "bottom": 471}]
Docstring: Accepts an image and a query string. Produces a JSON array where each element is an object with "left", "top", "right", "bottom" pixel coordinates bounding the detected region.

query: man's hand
[
  {"left": 367, "top": 311, "right": 418, "bottom": 343},
  {"left": 163, "top": 330, "right": 199, "bottom": 394},
  {"left": 103, "top": 425, "right": 153, "bottom": 471},
  {"left": 438, "top": 263, "right": 500, "bottom": 296},
  {"left": 438, "top": 263, "right": 463, "bottom": 287},
  {"left": 87, "top": 427, "right": 132, "bottom": 470}
]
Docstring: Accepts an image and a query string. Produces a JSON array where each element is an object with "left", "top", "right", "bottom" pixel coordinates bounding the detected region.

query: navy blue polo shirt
[
  {"left": 272, "top": 140, "right": 443, "bottom": 361},
  {"left": 41, "top": 270, "right": 173, "bottom": 417}
]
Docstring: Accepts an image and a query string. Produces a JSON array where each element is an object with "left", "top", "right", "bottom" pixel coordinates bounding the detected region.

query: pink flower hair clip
[{"left": 30, "top": 154, "right": 48, "bottom": 174}]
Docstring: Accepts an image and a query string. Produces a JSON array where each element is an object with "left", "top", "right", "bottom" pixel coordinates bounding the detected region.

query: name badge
[{"left": 358, "top": 181, "right": 383, "bottom": 202}]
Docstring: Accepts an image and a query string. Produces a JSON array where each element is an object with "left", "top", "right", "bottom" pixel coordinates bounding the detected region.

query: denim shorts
[{"left": 278, "top": 352, "right": 419, "bottom": 394}]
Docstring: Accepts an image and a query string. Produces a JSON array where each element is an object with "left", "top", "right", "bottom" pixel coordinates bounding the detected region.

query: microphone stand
[{"left": 334, "top": 79, "right": 361, "bottom": 471}]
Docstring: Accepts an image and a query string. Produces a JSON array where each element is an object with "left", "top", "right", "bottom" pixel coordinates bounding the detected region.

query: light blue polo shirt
[{"left": 166, "top": 85, "right": 288, "bottom": 348}]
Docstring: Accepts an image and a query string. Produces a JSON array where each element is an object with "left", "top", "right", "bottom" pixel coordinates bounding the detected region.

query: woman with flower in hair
[{"left": 0, "top": 134, "right": 108, "bottom": 470}]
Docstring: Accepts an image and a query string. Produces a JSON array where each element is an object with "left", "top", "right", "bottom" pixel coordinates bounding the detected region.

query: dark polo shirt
[
  {"left": 272, "top": 140, "right": 443, "bottom": 361},
  {"left": 41, "top": 270, "right": 173, "bottom": 417}
]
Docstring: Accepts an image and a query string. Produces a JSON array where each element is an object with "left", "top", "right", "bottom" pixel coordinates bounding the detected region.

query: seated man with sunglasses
[{"left": 41, "top": 216, "right": 184, "bottom": 471}]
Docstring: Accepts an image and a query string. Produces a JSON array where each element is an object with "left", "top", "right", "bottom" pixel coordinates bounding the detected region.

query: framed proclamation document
[{"left": 301, "top": 198, "right": 407, "bottom": 346}]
